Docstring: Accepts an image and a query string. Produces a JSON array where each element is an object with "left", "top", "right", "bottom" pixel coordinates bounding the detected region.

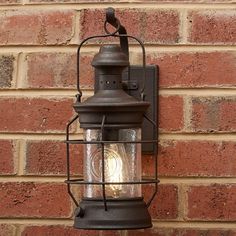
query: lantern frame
[{"left": 65, "top": 7, "right": 159, "bottom": 230}]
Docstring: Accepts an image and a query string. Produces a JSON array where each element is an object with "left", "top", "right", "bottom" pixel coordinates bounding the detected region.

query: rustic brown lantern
[{"left": 66, "top": 8, "right": 159, "bottom": 230}]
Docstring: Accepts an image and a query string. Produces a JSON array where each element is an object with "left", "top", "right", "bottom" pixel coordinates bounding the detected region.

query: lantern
[{"left": 66, "top": 8, "right": 159, "bottom": 230}]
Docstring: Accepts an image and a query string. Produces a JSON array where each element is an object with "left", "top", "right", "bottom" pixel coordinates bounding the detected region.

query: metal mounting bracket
[
  {"left": 95, "top": 65, "right": 158, "bottom": 154},
  {"left": 122, "top": 65, "right": 159, "bottom": 154}
]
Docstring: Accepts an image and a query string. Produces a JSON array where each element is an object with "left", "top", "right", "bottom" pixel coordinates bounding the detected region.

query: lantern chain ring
[{"left": 104, "top": 20, "right": 121, "bottom": 35}]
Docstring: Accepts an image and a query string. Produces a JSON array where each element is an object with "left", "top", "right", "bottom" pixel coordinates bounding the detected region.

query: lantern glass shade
[{"left": 83, "top": 128, "right": 141, "bottom": 199}]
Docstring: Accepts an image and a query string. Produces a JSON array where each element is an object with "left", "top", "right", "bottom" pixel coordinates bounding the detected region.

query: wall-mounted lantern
[{"left": 66, "top": 8, "right": 159, "bottom": 230}]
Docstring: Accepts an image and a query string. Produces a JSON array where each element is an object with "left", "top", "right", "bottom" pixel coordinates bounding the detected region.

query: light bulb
[
  {"left": 83, "top": 128, "right": 142, "bottom": 199},
  {"left": 90, "top": 143, "right": 128, "bottom": 198}
]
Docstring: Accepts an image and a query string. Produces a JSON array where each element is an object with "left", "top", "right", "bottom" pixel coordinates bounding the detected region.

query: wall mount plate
[
  {"left": 95, "top": 65, "right": 159, "bottom": 155},
  {"left": 122, "top": 65, "right": 159, "bottom": 155}
]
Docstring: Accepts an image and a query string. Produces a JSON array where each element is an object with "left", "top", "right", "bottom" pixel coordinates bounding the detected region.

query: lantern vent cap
[{"left": 92, "top": 45, "right": 129, "bottom": 67}]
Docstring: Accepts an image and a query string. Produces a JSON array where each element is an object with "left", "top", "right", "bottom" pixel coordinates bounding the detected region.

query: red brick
[
  {"left": 29, "top": 0, "right": 121, "bottom": 2},
  {"left": 21, "top": 227, "right": 236, "bottom": 236},
  {"left": 25, "top": 140, "right": 83, "bottom": 175},
  {"left": 128, "top": 228, "right": 236, "bottom": 236},
  {"left": 187, "top": 184, "right": 236, "bottom": 221},
  {"left": 144, "top": 0, "right": 234, "bottom": 1},
  {"left": 191, "top": 97, "right": 236, "bottom": 132},
  {"left": 24, "top": 52, "right": 94, "bottom": 89},
  {"left": 0, "top": 0, "right": 21, "bottom": 4},
  {"left": 0, "top": 54, "right": 16, "bottom": 88},
  {"left": 188, "top": 10, "right": 236, "bottom": 44},
  {"left": 159, "top": 96, "right": 184, "bottom": 132},
  {"left": 101, "top": 231, "right": 121, "bottom": 236},
  {"left": 127, "top": 228, "right": 175, "bottom": 236},
  {"left": 22, "top": 225, "right": 99, "bottom": 236},
  {"left": 0, "top": 224, "right": 16, "bottom": 236},
  {"left": 0, "top": 140, "right": 16, "bottom": 175},
  {"left": 148, "top": 51, "right": 236, "bottom": 88},
  {"left": 0, "top": 182, "right": 72, "bottom": 218},
  {"left": 158, "top": 140, "right": 236, "bottom": 177},
  {"left": 29, "top": 0, "right": 235, "bottom": 2},
  {"left": 173, "top": 228, "right": 236, "bottom": 236},
  {"left": 142, "top": 154, "right": 155, "bottom": 177},
  {"left": 0, "top": 10, "right": 75, "bottom": 45},
  {"left": 127, "top": 228, "right": 236, "bottom": 236},
  {"left": 0, "top": 98, "right": 74, "bottom": 133},
  {"left": 143, "top": 184, "right": 178, "bottom": 219},
  {"left": 80, "top": 9, "right": 180, "bottom": 44}
]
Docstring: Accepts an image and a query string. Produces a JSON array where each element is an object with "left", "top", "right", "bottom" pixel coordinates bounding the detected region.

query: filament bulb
[{"left": 90, "top": 143, "right": 128, "bottom": 198}]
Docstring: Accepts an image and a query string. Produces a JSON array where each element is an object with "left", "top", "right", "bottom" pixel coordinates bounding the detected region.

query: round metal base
[{"left": 74, "top": 199, "right": 152, "bottom": 230}]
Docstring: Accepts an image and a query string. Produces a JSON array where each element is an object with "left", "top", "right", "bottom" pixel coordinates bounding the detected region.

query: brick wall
[{"left": 0, "top": 1, "right": 235, "bottom": 236}]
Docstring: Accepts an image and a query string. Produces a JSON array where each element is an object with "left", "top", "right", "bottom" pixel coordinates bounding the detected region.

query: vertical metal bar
[
  {"left": 66, "top": 115, "right": 79, "bottom": 181},
  {"left": 101, "top": 115, "right": 108, "bottom": 211},
  {"left": 143, "top": 114, "right": 158, "bottom": 207},
  {"left": 66, "top": 115, "right": 79, "bottom": 207},
  {"left": 149, "top": 130, "right": 158, "bottom": 207}
]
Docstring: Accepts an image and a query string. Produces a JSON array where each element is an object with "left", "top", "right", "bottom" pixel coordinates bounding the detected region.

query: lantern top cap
[{"left": 92, "top": 45, "right": 129, "bottom": 67}]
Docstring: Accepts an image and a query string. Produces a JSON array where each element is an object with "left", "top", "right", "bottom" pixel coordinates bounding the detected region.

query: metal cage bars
[
  {"left": 66, "top": 7, "right": 159, "bottom": 211},
  {"left": 65, "top": 114, "right": 159, "bottom": 210}
]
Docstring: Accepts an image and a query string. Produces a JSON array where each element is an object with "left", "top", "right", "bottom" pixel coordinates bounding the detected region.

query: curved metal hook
[
  {"left": 106, "top": 7, "right": 118, "bottom": 26},
  {"left": 105, "top": 7, "right": 129, "bottom": 57}
]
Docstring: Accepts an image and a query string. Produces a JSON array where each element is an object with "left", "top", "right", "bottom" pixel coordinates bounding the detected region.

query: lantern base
[{"left": 74, "top": 198, "right": 152, "bottom": 230}]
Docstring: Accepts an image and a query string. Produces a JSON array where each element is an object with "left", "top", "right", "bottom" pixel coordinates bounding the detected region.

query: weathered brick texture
[
  {"left": 187, "top": 184, "right": 236, "bottom": 221},
  {"left": 0, "top": 10, "right": 75, "bottom": 45},
  {"left": 143, "top": 184, "right": 178, "bottom": 219},
  {"left": 24, "top": 52, "right": 94, "bottom": 89},
  {"left": 29, "top": 0, "right": 236, "bottom": 2},
  {"left": 25, "top": 140, "right": 83, "bottom": 175},
  {"left": 80, "top": 9, "right": 180, "bottom": 44},
  {"left": 127, "top": 228, "right": 236, "bottom": 236},
  {"left": 0, "top": 98, "right": 74, "bottom": 133},
  {"left": 0, "top": 0, "right": 21, "bottom": 4},
  {"left": 21, "top": 225, "right": 122, "bottom": 236},
  {"left": 143, "top": 140, "right": 236, "bottom": 177},
  {"left": 188, "top": 10, "right": 236, "bottom": 44},
  {"left": 21, "top": 225, "right": 100, "bottom": 236},
  {"left": 158, "top": 140, "right": 236, "bottom": 177},
  {"left": 190, "top": 97, "right": 236, "bottom": 132},
  {"left": 0, "top": 224, "right": 16, "bottom": 236},
  {"left": 0, "top": 182, "right": 72, "bottom": 218},
  {"left": 159, "top": 96, "right": 184, "bottom": 132},
  {"left": 148, "top": 51, "right": 236, "bottom": 88},
  {"left": 0, "top": 54, "right": 16, "bottom": 88},
  {"left": 0, "top": 140, "right": 16, "bottom": 175}
]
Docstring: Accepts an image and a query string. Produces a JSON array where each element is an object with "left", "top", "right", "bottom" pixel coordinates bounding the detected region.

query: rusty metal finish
[{"left": 65, "top": 7, "right": 159, "bottom": 230}]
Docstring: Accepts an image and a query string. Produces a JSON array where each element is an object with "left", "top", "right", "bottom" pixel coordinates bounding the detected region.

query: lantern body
[
  {"left": 83, "top": 128, "right": 142, "bottom": 199},
  {"left": 68, "top": 44, "right": 156, "bottom": 230}
]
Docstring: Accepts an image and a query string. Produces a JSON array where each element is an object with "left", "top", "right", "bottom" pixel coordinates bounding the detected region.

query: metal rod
[
  {"left": 67, "top": 184, "right": 79, "bottom": 207},
  {"left": 66, "top": 115, "right": 79, "bottom": 181},
  {"left": 65, "top": 140, "right": 158, "bottom": 144},
  {"left": 66, "top": 115, "right": 79, "bottom": 206},
  {"left": 143, "top": 114, "right": 159, "bottom": 207},
  {"left": 113, "top": 34, "right": 146, "bottom": 100},
  {"left": 65, "top": 179, "right": 160, "bottom": 185},
  {"left": 101, "top": 115, "right": 108, "bottom": 211}
]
